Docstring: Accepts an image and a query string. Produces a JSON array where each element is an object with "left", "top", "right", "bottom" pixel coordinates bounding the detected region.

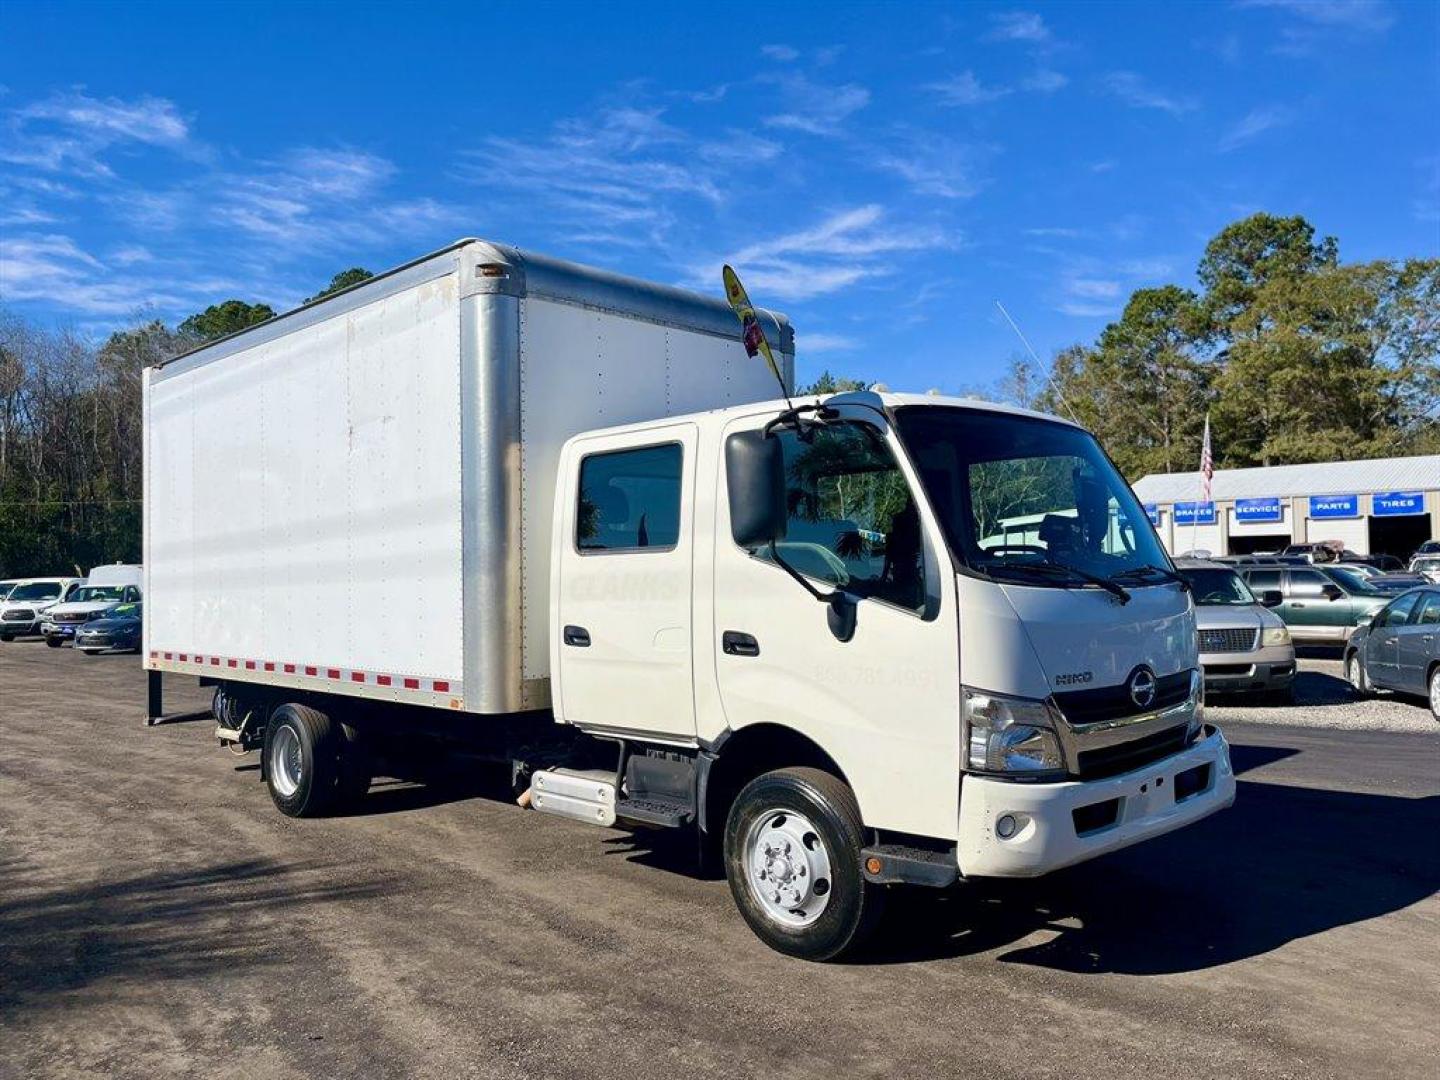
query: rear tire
[
  {"left": 263, "top": 704, "right": 339, "bottom": 818},
  {"left": 723, "top": 767, "right": 884, "bottom": 961}
]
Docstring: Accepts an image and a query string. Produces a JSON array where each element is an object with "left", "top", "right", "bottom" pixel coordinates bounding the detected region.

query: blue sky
[{"left": 2, "top": 0, "right": 1437, "bottom": 391}]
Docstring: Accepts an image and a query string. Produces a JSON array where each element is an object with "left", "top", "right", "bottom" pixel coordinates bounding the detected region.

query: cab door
[
  {"left": 710, "top": 407, "right": 961, "bottom": 841},
  {"left": 1393, "top": 591, "right": 1436, "bottom": 692},
  {"left": 555, "top": 426, "right": 698, "bottom": 740},
  {"left": 1284, "top": 568, "right": 1347, "bottom": 642},
  {"left": 1365, "top": 591, "right": 1417, "bottom": 687}
]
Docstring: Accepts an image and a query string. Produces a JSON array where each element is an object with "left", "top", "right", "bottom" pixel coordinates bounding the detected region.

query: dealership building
[{"left": 1131, "top": 454, "right": 1440, "bottom": 559}]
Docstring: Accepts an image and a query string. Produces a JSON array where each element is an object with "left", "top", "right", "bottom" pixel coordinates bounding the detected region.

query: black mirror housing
[
  {"left": 1260, "top": 589, "right": 1283, "bottom": 607},
  {"left": 725, "top": 430, "right": 787, "bottom": 549}
]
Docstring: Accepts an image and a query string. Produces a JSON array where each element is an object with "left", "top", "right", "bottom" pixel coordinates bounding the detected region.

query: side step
[
  {"left": 615, "top": 795, "right": 692, "bottom": 828},
  {"left": 530, "top": 768, "right": 617, "bottom": 826}
]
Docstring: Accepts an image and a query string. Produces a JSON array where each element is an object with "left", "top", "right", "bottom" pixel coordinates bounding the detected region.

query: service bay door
[{"left": 557, "top": 425, "right": 698, "bottom": 739}]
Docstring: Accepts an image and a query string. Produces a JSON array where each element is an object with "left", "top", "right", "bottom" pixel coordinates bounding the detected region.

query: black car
[{"left": 74, "top": 602, "right": 142, "bottom": 654}]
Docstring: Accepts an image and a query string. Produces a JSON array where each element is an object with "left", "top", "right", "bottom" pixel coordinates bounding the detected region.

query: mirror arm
[{"left": 767, "top": 540, "right": 836, "bottom": 603}]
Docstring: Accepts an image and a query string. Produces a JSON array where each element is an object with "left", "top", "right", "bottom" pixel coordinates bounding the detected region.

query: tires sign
[{"left": 1372, "top": 491, "right": 1424, "bottom": 517}]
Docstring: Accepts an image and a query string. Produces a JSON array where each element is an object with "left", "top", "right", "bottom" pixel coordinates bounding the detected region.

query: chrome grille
[
  {"left": 1198, "top": 627, "right": 1259, "bottom": 653},
  {"left": 2, "top": 608, "right": 35, "bottom": 622},
  {"left": 53, "top": 611, "right": 90, "bottom": 624}
]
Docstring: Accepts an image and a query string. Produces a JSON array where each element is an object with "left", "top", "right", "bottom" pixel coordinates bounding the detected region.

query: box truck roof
[
  {"left": 84, "top": 563, "right": 143, "bottom": 589},
  {"left": 156, "top": 239, "right": 794, "bottom": 377}
]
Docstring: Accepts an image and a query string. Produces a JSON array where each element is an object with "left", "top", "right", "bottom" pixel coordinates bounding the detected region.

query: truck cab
[{"left": 551, "top": 390, "right": 1234, "bottom": 956}]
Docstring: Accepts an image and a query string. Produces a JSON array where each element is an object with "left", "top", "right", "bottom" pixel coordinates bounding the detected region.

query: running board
[
  {"left": 529, "top": 768, "right": 617, "bottom": 827},
  {"left": 615, "top": 795, "right": 692, "bottom": 828}
]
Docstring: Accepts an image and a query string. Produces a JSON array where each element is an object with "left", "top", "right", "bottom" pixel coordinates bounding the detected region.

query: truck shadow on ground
[
  {"left": 0, "top": 857, "right": 396, "bottom": 1016},
  {"left": 852, "top": 741, "right": 1440, "bottom": 970}
]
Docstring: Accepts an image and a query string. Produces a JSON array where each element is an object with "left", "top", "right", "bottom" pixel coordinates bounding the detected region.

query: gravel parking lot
[{"left": 2, "top": 644, "right": 1436, "bottom": 1080}]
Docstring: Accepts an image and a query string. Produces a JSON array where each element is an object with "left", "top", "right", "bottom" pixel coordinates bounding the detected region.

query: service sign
[
  {"left": 1235, "top": 497, "right": 1283, "bottom": 524},
  {"left": 1372, "top": 490, "right": 1424, "bottom": 517},
  {"left": 1174, "top": 501, "right": 1216, "bottom": 525},
  {"left": 1142, "top": 502, "right": 1161, "bottom": 526},
  {"left": 1309, "top": 494, "right": 1359, "bottom": 519}
]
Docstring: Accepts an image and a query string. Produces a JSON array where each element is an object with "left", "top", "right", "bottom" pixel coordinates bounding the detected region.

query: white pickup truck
[{"left": 144, "top": 240, "right": 1234, "bottom": 959}]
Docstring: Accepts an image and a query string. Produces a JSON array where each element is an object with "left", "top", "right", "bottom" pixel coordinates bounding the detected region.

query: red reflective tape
[
  {"left": 264, "top": 662, "right": 275, "bottom": 672},
  {"left": 376, "top": 675, "right": 392, "bottom": 687},
  {"left": 432, "top": 680, "right": 450, "bottom": 693},
  {"left": 245, "top": 660, "right": 256, "bottom": 670},
  {"left": 403, "top": 677, "right": 420, "bottom": 690},
  {"left": 149, "top": 650, "right": 158, "bottom": 659},
  {"left": 304, "top": 665, "right": 317, "bottom": 676},
  {"left": 227, "top": 659, "right": 238, "bottom": 668},
  {"left": 210, "top": 657, "right": 220, "bottom": 666},
  {"left": 351, "top": 671, "right": 365, "bottom": 683},
  {"left": 284, "top": 663, "right": 296, "bottom": 674},
  {"left": 327, "top": 668, "right": 340, "bottom": 680},
  {"left": 163, "top": 651, "right": 172, "bottom": 660},
  {"left": 179, "top": 654, "right": 188, "bottom": 662}
]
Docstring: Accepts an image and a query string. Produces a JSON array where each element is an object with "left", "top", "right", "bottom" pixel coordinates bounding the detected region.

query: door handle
[
  {"left": 722, "top": 631, "right": 760, "bottom": 657},
  {"left": 563, "top": 625, "right": 591, "bottom": 648}
]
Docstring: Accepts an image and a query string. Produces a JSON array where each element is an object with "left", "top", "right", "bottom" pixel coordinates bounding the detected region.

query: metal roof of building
[{"left": 1132, "top": 454, "right": 1440, "bottom": 504}]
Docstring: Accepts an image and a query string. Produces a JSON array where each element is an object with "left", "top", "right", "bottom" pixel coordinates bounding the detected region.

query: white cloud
[
  {"left": 985, "top": 11, "right": 1052, "bottom": 43},
  {"left": 1218, "top": 105, "right": 1295, "bottom": 151},
  {"left": 1237, "top": 0, "right": 1394, "bottom": 32},
  {"left": 1068, "top": 278, "right": 1122, "bottom": 300},
  {"left": 762, "top": 74, "right": 870, "bottom": 136},
  {"left": 873, "top": 135, "right": 991, "bottom": 199},
  {"left": 926, "top": 71, "right": 1011, "bottom": 107},
  {"left": 1, "top": 91, "right": 191, "bottom": 176},
  {"left": 761, "top": 44, "right": 800, "bottom": 62},
  {"left": 1101, "top": 72, "right": 1199, "bottom": 115},
  {"left": 699, "top": 205, "right": 952, "bottom": 302},
  {"left": 1022, "top": 69, "right": 1069, "bottom": 93},
  {"left": 801, "top": 332, "right": 860, "bottom": 352},
  {"left": 1024, "top": 227, "right": 1084, "bottom": 238}
]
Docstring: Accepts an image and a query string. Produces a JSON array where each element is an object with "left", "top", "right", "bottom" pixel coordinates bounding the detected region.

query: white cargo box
[{"left": 144, "top": 240, "right": 793, "bottom": 714}]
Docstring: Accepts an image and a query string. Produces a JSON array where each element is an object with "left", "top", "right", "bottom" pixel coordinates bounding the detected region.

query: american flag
[{"left": 1199, "top": 414, "right": 1214, "bottom": 501}]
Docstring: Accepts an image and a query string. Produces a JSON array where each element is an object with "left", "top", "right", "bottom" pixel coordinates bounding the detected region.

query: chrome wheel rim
[
  {"left": 270, "top": 724, "right": 303, "bottom": 797},
  {"left": 1348, "top": 656, "right": 1363, "bottom": 691},
  {"left": 744, "top": 808, "right": 833, "bottom": 928},
  {"left": 1430, "top": 671, "right": 1440, "bottom": 717}
]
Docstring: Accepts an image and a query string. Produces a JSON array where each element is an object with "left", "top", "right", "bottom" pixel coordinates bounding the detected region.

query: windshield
[
  {"left": 109, "top": 603, "right": 142, "bottom": 618},
  {"left": 1178, "top": 567, "right": 1257, "bottom": 605},
  {"left": 8, "top": 582, "right": 62, "bottom": 601},
  {"left": 69, "top": 586, "right": 125, "bottom": 602},
  {"left": 893, "top": 406, "right": 1170, "bottom": 586}
]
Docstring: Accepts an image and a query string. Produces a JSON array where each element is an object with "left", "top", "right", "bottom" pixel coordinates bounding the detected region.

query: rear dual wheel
[{"left": 263, "top": 704, "right": 371, "bottom": 817}]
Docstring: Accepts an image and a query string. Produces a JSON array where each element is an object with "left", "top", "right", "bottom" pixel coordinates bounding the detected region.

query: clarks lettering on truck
[{"left": 143, "top": 240, "right": 1234, "bottom": 961}]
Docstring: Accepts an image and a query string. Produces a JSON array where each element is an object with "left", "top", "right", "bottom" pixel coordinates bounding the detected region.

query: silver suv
[{"left": 1176, "top": 559, "right": 1297, "bottom": 703}]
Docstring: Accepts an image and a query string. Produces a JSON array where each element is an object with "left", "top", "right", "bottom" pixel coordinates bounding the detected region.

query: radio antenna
[{"left": 994, "top": 300, "right": 1080, "bottom": 424}]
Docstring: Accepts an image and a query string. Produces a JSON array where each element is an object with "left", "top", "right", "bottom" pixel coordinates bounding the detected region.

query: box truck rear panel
[{"left": 144, "top": 240, "right": 792, "bottom": 715}]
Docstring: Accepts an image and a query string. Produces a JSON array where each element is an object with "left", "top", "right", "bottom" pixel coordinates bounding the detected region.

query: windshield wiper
[
  {"left": 1112, "top": 564, "right": 1190, "bottom": 592},
  {"left": 982, "top": 560, "right": 1131, "bottom": 604}
]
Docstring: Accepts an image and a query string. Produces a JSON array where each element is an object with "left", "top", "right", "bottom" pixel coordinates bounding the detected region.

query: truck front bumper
[{"left": 957, "top": 725, "right": 1235, "bottom": 878}]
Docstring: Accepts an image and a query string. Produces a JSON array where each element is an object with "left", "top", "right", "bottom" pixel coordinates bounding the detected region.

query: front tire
[
  {"left": 1346, "top": 652, "right": 1371, "bottom": 697},
  {"left": 263, "top": 704, "right": 339, "bottom": 818},
  {"left": 1429, "top": 667, "right": 1440, "bottom": 723},
  {"left": 723, "top": 767, "right": 883, "bottom": 961}
]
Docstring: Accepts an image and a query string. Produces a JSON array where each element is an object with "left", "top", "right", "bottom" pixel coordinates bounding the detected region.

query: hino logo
[
  {"left": 1054, "top": 671, "right": 1094, "bottom": 686},
  {"left": 1129, "top": 667, "right": 1157, "bottom": 709}
]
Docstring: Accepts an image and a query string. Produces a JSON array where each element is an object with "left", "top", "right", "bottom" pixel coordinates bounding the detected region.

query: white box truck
[{"left": 144, "top": 239, "right": 1235, "bottom": 959}]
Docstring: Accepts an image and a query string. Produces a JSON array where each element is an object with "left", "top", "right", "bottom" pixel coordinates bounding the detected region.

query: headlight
[
  {"left": 1261, "top": 626, "right": 1290, "bottom": 647},
  {"left": 962, "top": 688, "right": 1065, "bottom": 778}
]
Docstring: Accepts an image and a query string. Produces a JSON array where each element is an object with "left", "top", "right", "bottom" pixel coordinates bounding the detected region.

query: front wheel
[
  {"left": 1345, "top": 652, "right": 1371, "bottom": 697},
  {"left": 263, "top": 704, "right": 339, "bottom": 818},
  {"left": 723, "top": 767, "right": 884, "bottom": 961},
  {"left": 1429, "top": 668, "right": 1440, "bottom": 723}
]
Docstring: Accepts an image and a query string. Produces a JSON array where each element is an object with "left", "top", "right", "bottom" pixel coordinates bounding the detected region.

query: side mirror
[
  {"left": 1322, "top": 585, "right": 1343, "bottom": 601},
  {"left": 1260, "top": 590, "right": 1283, "bottom": 608},
  {"left": 1355, "top": 613, "right": 1374, "bottom": 628},
  {"left": 725, "top": 430, "right": 787, "bottom": 549}
]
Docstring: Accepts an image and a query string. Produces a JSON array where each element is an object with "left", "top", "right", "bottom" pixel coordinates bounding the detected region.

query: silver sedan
[{"left": 1344, "top": 585, "right": 1440, "bottom": 721}]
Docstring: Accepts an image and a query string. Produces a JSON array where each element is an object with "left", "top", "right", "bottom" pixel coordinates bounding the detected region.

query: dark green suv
[{"left": 1239, "top": 564, "right": 1392, "bottom": 645}]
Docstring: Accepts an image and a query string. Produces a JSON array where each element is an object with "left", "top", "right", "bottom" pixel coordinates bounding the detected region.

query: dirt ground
[{"left": 2, "top": 642, "right": 1436, "bottom": 1080}]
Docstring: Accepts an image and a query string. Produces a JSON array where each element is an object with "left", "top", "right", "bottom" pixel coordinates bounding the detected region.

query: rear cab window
[{"left": 575, "top": 443, "right": 683, "bottom": 553}]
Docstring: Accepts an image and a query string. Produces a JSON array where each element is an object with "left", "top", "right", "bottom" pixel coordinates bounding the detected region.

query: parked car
[
  {"left": 1217, "top": 554, "right": 1307, "bottom": 567},
  {"left": 1409, "top": 555, "right": 1440, "bottom": 584},
  {"left": 1238, "top": 564, "right": 1391, "bottom": 644},
  {"left": 1344, "top": 586, "right": 1440, "bottom": 721},
  {"left": 1411, "top": 540, "right": 1440, "bottom": 560},
  {"left": 1282, "top": 541, "right": 1350, "bottom": 564},
  {"left": 74, "top": 601, "right": 143, "bottom": 655},
  {"left": 0, "top": 578, "right": 83, "bottom": 640},
  {"left": 1341, "top": 553, "right": 1405, "bottom": 572},
  {"left": 1175, "top": 559, "right": 1295, "bottom": 701},
  {"left": 39, "top": 564, "right": 142, "bottom": 647}
]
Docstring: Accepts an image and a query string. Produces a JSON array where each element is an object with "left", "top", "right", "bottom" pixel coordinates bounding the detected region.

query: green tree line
[
  {"left": 0, "top": 269, "right": 370, "bottom": 576},
  {"left": 806, "top": 213, "right": 1438, "bottom": 481}
]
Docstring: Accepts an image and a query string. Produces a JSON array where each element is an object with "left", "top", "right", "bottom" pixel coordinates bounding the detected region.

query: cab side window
[
  {"left": 576, "top": 443, "right": 682, "bottom": 553},
  {"left": 1246, "top": 569, "right": 1281, "bottom": 594},
  {"left": 750, "top": 421, "right": 926, "bottom": 613},
  {"left": 1288, "top": 569, "right": 1331, "bottom": 596}
]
